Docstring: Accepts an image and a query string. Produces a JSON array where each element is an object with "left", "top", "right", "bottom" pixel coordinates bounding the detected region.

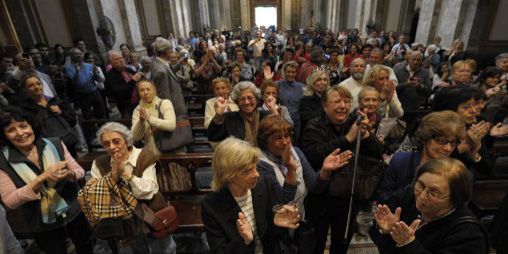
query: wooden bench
[
  {"left": 79, "top": 116, "right": 212, "bottom": 152},
  {"left": 470, "top": 179, "right": 508, "bottom": 217},
  {"left": 75, "top": 151, "right": 213, "bottom": 233}
]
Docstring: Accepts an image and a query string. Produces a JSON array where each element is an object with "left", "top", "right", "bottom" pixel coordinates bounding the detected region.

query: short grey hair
[
  {"left": 496, "top": 53, "right": 508, "bottom": 61},
  {"left": 230, "top": 81, "right": 261, "bottom": 103},
  {"left": 107, "top": 50, "right": 122, "bottom": 62},
  {"left": 97, "top": 122, "right": 133, "bottom": 147}
]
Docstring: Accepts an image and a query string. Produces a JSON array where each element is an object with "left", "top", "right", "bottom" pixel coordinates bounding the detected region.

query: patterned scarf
[
  {"left": 2, "top": 138, "right": 69, "bottom": 223},
  {"left": 241, "top": 111, "right": 259, "bottom": 146}
]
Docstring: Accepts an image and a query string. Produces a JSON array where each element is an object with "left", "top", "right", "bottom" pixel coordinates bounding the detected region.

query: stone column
[
  {"left": 281, "top": 0, "right": 292, "bottom": 30},
  {"left": 118, "top": 0, "right": 145, "bottom": 52},
  {"left": 415, "top": 0, "right": 438, "bottom": 45},
  {"left": 434, "top": 0, "right": 463, "bottom": 48},
  {"left": 219, "top": 0, "right": 232, "bottom": 31},
  {"left": 300, "top": 0, "right": 311, "bottom": 29},
  {"left": 208, "top": 0, "right": 221, "bottom": 30},
  {"left": 326, "top": 0, "right": 343, "bottom": 33},
  {"left": 239, "top": 0, "right": 250, "bottom": 30}
]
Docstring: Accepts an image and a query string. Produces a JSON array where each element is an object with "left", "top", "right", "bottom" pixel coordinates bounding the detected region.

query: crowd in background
[{"left": 1, "top": 25, "right": 508, "bottom": 254}]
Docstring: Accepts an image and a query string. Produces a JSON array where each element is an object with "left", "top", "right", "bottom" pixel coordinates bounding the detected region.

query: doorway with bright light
[{"left": 255, "top": 6, "right": 277, "bottom": 29}]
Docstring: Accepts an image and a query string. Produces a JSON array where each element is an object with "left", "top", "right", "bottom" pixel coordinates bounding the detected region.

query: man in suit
[{"left": 151, "top": 37, "right": 187, "bottom": 118}]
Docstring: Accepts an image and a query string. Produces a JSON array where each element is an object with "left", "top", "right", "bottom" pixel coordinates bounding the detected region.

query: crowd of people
[{"left": 1, "top": 26, "right": 508, "bottom": 253}]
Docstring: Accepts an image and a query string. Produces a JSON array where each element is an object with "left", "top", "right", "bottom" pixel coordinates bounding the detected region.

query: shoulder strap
[
  {"left": 443, "top": 215, "right": 490, "bottom": 254},
  {"left": 156, "top": 99, "right": 163, "bottom": 119},
  {"left": 133, "top": 148, "right": 158, "bottom": 177}
]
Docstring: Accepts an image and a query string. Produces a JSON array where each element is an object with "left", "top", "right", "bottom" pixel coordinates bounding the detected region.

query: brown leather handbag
[{"left": 151, "top": 202, "right": 179, "bottom": 238}]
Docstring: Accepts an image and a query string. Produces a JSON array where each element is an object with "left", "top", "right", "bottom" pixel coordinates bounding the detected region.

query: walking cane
[{"left": 344, "top": 116, "right": 363, "bottom": 239}]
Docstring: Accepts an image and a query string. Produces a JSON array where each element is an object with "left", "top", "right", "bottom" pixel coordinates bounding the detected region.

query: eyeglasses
[
  {"left": 414, "top": 180, "right": 449, "bottom": 200},
  {"left": 239, "top": 96, "right": 256, "bottom": 102},
  {"left": 432, "top": 136, "right": 458, "bottom": 147}
]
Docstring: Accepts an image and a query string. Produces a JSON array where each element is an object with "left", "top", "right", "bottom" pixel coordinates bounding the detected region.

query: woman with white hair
[
  {"left": 207, "top": 81, "right": 277, "bottom": 145},
  {"left": 202, "top": 137, "right": 301, "bottom": 253},
  {"left": 89, "top": 122, "right": 175, "bottom": 253}
]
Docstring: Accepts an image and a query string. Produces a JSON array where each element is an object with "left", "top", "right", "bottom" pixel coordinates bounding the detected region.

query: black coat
[
  {"left": 298, "top": 94, "right": 323, "bottom": 130},
  {"left": 104, "top": 67, "right": 136, "bottom": 109},
  {"left": 300, "top": 112, "right": 383, "bottom": 170},
  {"left": 19, "top": 98, "right": 78, "bottom": 148},
  {"left": 369, "top": 185, "right": 488, "bottom": 254},
  {"left": 201, "top": 175, "right": 283, "bottom": 254},
  {"left": 207, "top": 110, "right": 271, "bottom": 142}
]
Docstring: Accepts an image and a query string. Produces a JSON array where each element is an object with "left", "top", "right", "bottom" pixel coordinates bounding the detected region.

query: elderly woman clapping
[
  {"left": 207, "top": 81, "right": 277, "bottom": 145},
  {"left": 132, "top": 79, "right": 176, "bottom": 154},
  {"left": 201, "top": 137, "right": 301, "bottom": 253},
  {"left": 257, "top": 115, "right": 352, "bottom": 220},
  {"left": 88, "top": 122, "right": 175, "bottom": 253},
  {"left": 370, "top": 158, "right": 488, "bottom": 254}
]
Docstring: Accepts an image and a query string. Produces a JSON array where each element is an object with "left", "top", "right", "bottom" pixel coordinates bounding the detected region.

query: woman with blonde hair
[
  {"left": 204, "top": 77, "right": 239, "bottom": 128},
  {"left": 299, "top": 69, "right": 330, "bottom": 128},
  {"left": 363, "top": 65, "right": 404, "bottom": 118},
  {"left": 202, "top": 137, "right": 301, "bottom": 253},
  {"left": 131, "top": 79, "right": 176, "bottom": 154}
]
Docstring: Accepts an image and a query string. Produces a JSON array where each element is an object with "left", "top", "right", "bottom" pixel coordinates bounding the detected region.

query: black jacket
[
  {"left": 0, "top": 138, "right": 81, "bottom": 232},
  {"left": 105, "top": 67, "right": 136, "bottom": 108},
  {"left": 300, "top": 112, "right": 383, "bottom": 170},
  {"left": 201, "top": 175, "right": 283, "bottom": 254},
  {"left": 299, "top": 94, "right": 323, "bottom": 130},
  {"left": 369, "top": 185, "right": 488, "bottom": 254},
  {"left": 207, "top": 110, "right": 271, "bottom": 142},
  {"left": 19, "top": 98, "right": 78, "bottom": 148}
]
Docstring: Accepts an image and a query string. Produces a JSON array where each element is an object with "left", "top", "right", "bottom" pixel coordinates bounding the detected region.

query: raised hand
[
  {"left": 265, "top": 95, "right": 278, "bottom": 115},
  {"left": 322, "top": 148, "right": 353, "bottom": 172},
  {"left": 274, "top": 205, "right": 300, "bottom": 229},
  {"left": 214, "top": 96, "right": 228, "bottom": 116},
  {"left": 236, "top": 212, "right": 254, "bottom": 245},
  {"left": 390, "top": 219, "right": 421, "bottom": 245},
  {"left": 263, "top": 65, "right": 274, "bottom": 80},
  {"left": 346, "top": 111, "right": 370, "bottom": 142},
  {"left": 48, "top": 105, "right": 62, "bottom": 114},
  {"left": 44, "top": 161, "right": 70, "bottom": 183},
  {"left": 281, "top": 141, "right": 297, "bottom": 171},
  {"left": 374, "top": 204, "right": 401, "bottom": 234},
  {"left": 490, "top": 122, "right": 508, "bottom": 137}
]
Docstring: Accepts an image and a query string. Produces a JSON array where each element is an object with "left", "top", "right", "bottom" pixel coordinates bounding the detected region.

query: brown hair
[
  {"left": 414, "top": 110, "right": 465, "bottom": 146},
  {"left": 257, "top": 115, "right": 293, "bottom": 150},
  {"left": 416, "top": 158, "right": 471, "bottom": 208},
  {"left": 260, "top": 80, "right": 279, "bottom": 95},
  {"left": 323, "top": 86, "right": 352, "bottom": 105}
]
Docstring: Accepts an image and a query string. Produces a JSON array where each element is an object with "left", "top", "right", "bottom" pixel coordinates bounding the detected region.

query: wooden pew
[
  {"left": 470, "top": 179, "right": 508, "bottom": 217},
  {"left": 75, "top": 151, "right": 213, "bottom": 233}
]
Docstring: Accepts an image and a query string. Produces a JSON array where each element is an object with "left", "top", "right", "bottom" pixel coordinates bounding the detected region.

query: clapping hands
[
  {"left": 374, "top": 204, "right": 420, "bottom": 246},
  {"left": 214, "top": 96, "right": 228, "bottom": 116},
  {"left": 321, "top": 148, "right": 353, "bottom": 172}
]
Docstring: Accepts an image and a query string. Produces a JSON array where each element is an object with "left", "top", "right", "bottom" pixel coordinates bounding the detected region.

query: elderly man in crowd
[
  {"left": 394, "top": 50, "right": 432, "bottom": 112},
  {"left": 151, "top": 37, "right": 187, "bottom": 118},
  {"left": 105, "top": 51, "right": 143, "bottom": 118},
  {"left": 63, "top": 47, "right": 106, "bottom": 119},
  {"left": 339, "top": 57, "right": 367, "bottom": 109}
]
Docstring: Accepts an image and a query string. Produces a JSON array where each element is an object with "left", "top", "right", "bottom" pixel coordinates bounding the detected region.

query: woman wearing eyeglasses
[
  {"left": 370, "top": 158, "right": 488, "bottom": 254},
  {"left": 207, "top": 81, "right": 275, "bottom": 145},
  {"left": 377, "top": 110, "right": 465, "bottom": 203},
  {"left": 300, "top": 86, "right": 383, "bottom": 254}
]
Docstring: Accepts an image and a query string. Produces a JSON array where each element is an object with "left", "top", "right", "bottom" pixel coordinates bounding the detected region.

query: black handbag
[
  {"left": 329, "top": 155, "right": 386, "bottom": 200},
  {"left": 154, "top": 100, "right": 194, "bottom": 152}
]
